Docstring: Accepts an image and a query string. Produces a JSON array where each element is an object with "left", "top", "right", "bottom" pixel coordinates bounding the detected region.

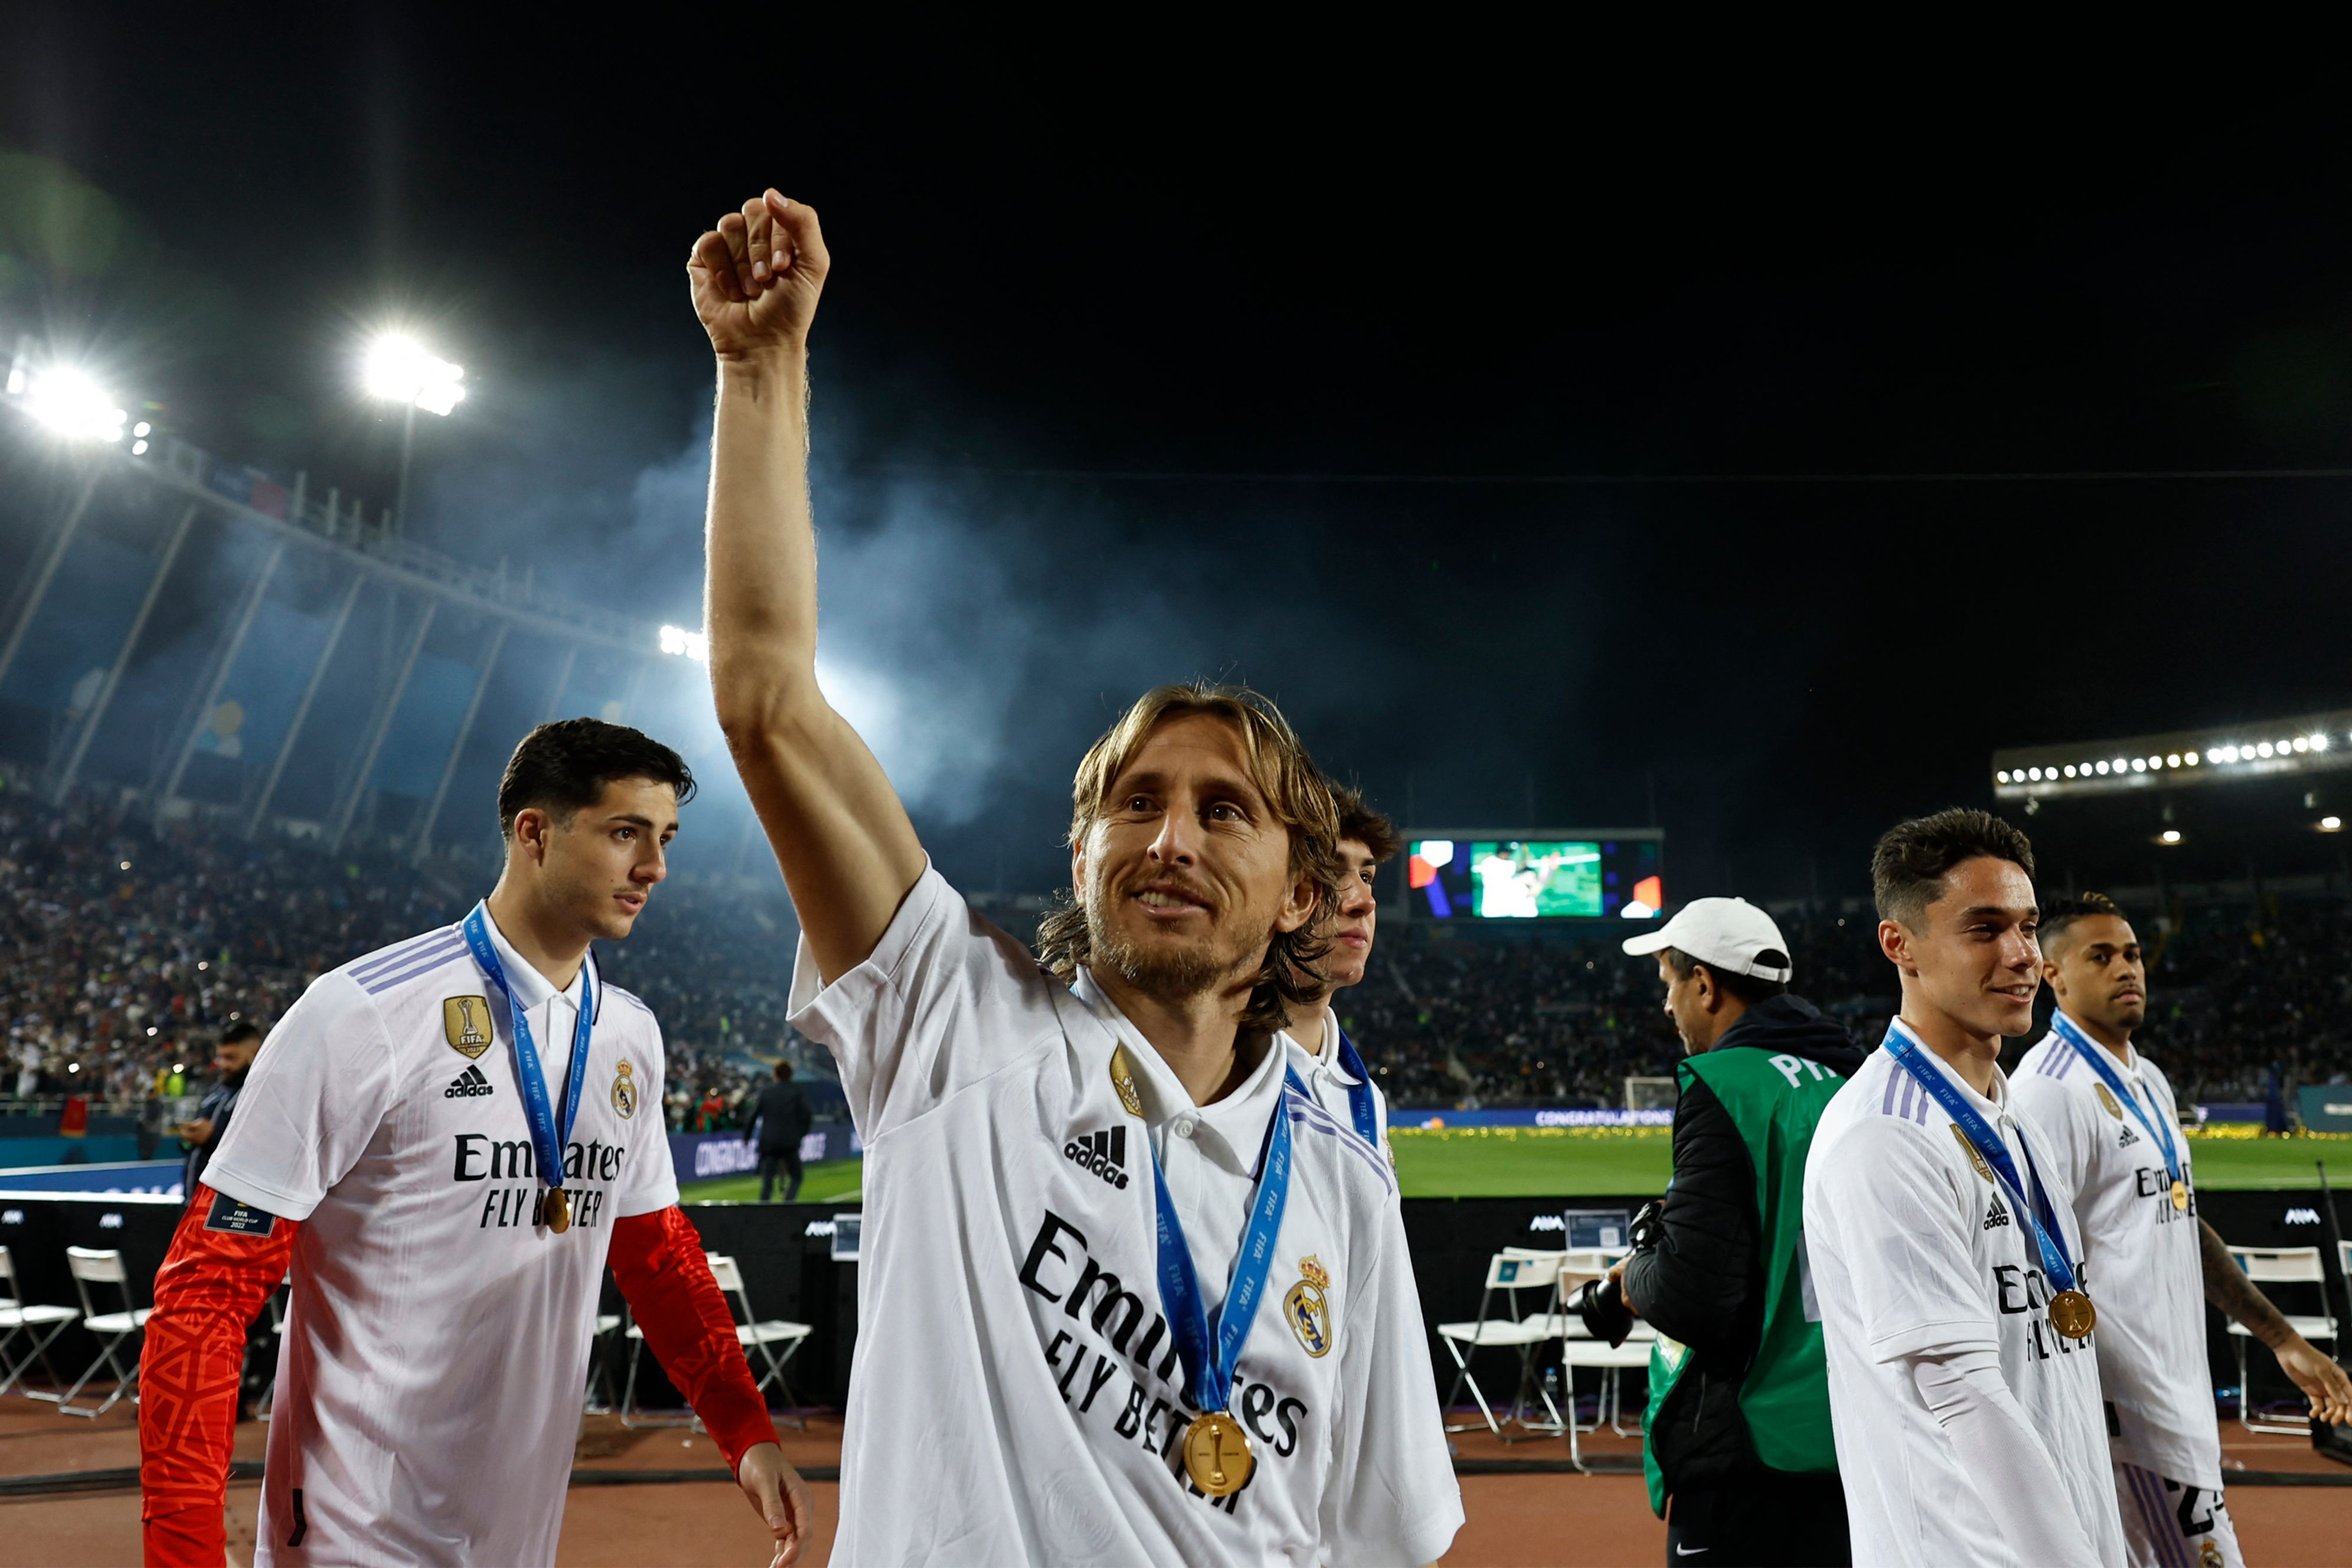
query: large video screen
[{"left": 1404, "top": 834, "right": 1663, "bottom": 921}]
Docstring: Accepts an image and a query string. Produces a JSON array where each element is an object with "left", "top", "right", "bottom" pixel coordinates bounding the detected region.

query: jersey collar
[
  {"left": 1073, "top": 967, "right": 1289, "bottom": 1178},
  {"left": 475, "top": 904, "right": 586, "bottom": 1015},
  {"left": 1890, "top": 1020, "right": 2013, "bottom": 1118}
]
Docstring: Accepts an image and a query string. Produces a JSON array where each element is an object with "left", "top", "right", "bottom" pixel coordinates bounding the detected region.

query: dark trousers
[
  {"left": 1665, "top": 1472, "right": 1851, "bottom": 1567},
  {"left": 757, "top": 1148, "right": 803, "bottom": 1203}
]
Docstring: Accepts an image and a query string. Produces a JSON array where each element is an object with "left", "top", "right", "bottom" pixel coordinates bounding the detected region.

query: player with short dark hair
[
  {"left": 1282, "top": 783, "right": 1400, "bottom": 1153},
  {"left": 2015, "top": 894, "right": 2352, "bottom": 1568},
  {"left": 1806, "top": 808, "right": 2125, "bottom": 1566},
  {"left": 138, "top": 718, "right": 812, "bottom": 1567},
  {"left": 694, "top": 187, "right": 1461, "bottom": 1566}
]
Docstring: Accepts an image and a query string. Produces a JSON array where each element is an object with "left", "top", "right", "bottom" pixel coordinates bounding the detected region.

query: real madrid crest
[
  {"left": 2093, "top": 1082, "right": 2124, "bottom": 1120},
  {"left": 1109, "top": 1044, "right": 1143, "bottom": 1118},
  {"left": 1949, "top": 1123, "right": 1994, "bottom": 1184},
  {"left": 1284, "top": 1255, "right": 1333, "bottom": 1358},
  {"left": 611, "top": 1059, "right": 638, "bottom": 1119},
  {"left": 443, "top": 996, "right": 492, "bottom": 1059}
]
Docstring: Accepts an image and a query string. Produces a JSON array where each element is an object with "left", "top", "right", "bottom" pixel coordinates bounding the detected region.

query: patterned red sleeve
[
  {"left": 607, "top": 1206, "right": 779, "bottom": 1471},
  {"left": 139, "top": 1184, "right": 298, "bottom": 1568}
]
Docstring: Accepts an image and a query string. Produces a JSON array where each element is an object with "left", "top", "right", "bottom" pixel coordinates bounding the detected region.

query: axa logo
[
  {"left": 1984, "top": 1193, "right": 2011, "bottom": 1231},
  {"left": 2285, "top": 1207, "right": 2321, "bottom": 1226},
  {"left": 445, "top": 1064, "right": 495, "bottom": 1100},
  {"left": 1064, "top": 1126, "right": 1131, "bottom": 1190}
]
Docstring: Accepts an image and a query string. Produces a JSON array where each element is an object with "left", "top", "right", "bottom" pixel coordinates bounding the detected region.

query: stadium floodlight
[
  {"left": 22, "top": 366, "right": 128, "bottom": 442},
  {"left": 1994, "top": 707, "right": 2352, "bottom": 802},
  {"left": 658, "top": 624, "right": 708, "bottom": 661},
  {"left": 2160, "top": 829, "right": 2182, "bottom": 845},
  {"left": 361, "top": 332, "right": 468, "bottom": 533},
  {"left": 2314, "top": 734, "right": 2332, "bottom": 752},
  {"left": 2323, "top": 816, "right": 2344, "bottom": 833},
  {"left": 362, "top": 334, "right": 466, "bottom": 414}
]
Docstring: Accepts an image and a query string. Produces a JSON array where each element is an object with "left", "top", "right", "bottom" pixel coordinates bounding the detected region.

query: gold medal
[
  {"left": 2171, "top": 1178, "right": 2189, "bottom": 1212},
  {"left": 544, "top": 1187, "right": 572, "bottom": 1233},
  {"left": 1182, "top": 1411, "right": 1253, "bottom": 1497},
  {"left": 2048, "top": 1288, "right": 2096, "bottom": 1339}
]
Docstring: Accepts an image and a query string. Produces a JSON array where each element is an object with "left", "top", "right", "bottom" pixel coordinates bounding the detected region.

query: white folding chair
[
  {"left": 623, "top": 1253, "right": 812, "bottom": 1431},
  {"left": 2226, "top": 1245, "right": 2339, "bottom": 1434},
  {"left": 1544, "top": 1253, "right": 1652, "bottom": 1466},
  {"left": 0, "top": 1245, "right": 80, "bottom": 1402},
  {"left": 1438, "top": 1250, "right": 1564, "bottom": 1437},
  {"left": 58, "top": 1247, "right": 151, "bottom": 1418},
  {"left": 586, "top": 1312, "right": 622, "bottom": 1415},
  {"left": 708, "top": 1253, "right": 812, "bottom": 1429}
]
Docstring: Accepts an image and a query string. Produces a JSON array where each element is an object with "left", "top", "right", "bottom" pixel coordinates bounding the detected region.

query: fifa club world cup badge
[
  {"left": 1949, "top": 1123, "right": 1994, "bottom": 1184},
  {"left": 2094, "top": 1082, "right": 2124, "bottom": 1120},
  {"left": 444, "top": 996, "right": 492, "bottom": 1059},
  {"left": 1109, "top": 1044, "right": 1144, "bottom": 1118},
  {"left": 1285, "top": 1255, "right": 1333, "bottom": 1358},
  {"left": 610, "top": 1060, "right": 638, "bottom": 1119}
]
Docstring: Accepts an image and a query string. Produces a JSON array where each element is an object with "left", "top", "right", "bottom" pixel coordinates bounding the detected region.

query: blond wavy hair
[{"left": 1035, "top": 681, "right": 1342, "bottom": 1031}]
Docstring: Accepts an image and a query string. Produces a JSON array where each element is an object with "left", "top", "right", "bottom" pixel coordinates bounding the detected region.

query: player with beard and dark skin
[{"left": 2017, "top": 895, "right": 2351, "bottom": 1568}]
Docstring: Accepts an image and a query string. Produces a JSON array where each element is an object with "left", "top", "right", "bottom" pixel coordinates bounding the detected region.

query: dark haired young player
[
  {"left": 695, "top": 188, "right": 1459, "bottom": 1565},
  {"left": 1805, "top": 808, "right": 2125, "bottom": 1566},
  {"left": 138, "top": 719, "right": 811, "bottom": 1568},
  {"left": 2015, "top": 894, "right": 2352, "bottom": 1568},
  {"left": 1282, "top": 785, "right": 1399, "bottom": 1153}
]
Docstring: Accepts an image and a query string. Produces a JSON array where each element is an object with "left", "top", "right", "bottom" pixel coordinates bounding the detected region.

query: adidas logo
[
  {"left": 1984, "top": 1193, "right": 2011, "bottom": 1231},
  {"left": 445, "top": 1064, "right": 494, "bottom": 1100},
  {"left": 2118, "top": 1125, "right": 2141, "bottom": 1146},
  {"left": 1063, "top": 1126, "right": 1131, "bottom": 1189}
]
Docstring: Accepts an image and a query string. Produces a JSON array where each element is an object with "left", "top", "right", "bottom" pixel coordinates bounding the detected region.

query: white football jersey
[
  {"left": 2013, "top": 1024, "right": 2216, "bottom": 1491},
  {"left": 203, "top": 909, "right": 678, "bottom": 1567},
  {"left": 786, "top": 865, "right": 1463, "bottom": 1567},
  {"left": 1284, "top": 1006, "right": 1391, "bottom": 1156},
  {"left": 1805, "top": 1034, "right": 2125, "bottom": 1568}
]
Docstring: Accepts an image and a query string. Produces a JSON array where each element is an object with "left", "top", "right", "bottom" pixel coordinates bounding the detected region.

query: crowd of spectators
[
  {"left": 1341, "top": 899, "right": 2352, "bottom": 1110},
  {"left": 0, "top": 787, "right": 809, "bottom": 1133},
  {"left": 6, "top": 780, "right": 2350, "bottom": 1129}
]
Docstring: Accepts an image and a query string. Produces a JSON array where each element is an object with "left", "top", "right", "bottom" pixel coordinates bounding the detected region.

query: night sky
[{"left": 8, "top": 16, "right": 2352, "bottom": 901}]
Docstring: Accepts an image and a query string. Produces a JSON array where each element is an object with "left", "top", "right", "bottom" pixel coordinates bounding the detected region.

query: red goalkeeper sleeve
[
  {"left": 139, "top": 1184, "right": 298, "bottom": 1568},
  {"left": 607, "top": 1205, "right": 779, "bottom": 1472}
]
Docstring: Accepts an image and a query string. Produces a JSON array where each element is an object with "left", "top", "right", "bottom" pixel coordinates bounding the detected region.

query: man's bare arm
[
  {"left": 692, "top": 190, "right": 926, "bottom": 982},
  {"left": 2199, "top": 1217, "right": 2352, "bottom": 1423}
]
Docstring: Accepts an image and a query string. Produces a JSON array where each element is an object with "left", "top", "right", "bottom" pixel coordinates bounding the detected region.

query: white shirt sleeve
[
  {"left": 1812, "top": 1115, "right": 1998, "bottom": 1361},
  {"left": 1318, "top": 1195, "right": 1465, "bottom": 1568},
  {"left": 1909, "top": 1348, "right": 2103, "bottom": 1564},
  {"left": 615, "top": 1013, "right": 680, "bottom": 1218},
  {"left": 202, "top": 971, "right": 400, "bottom": 1222},
  {"left": 2010, "top": 1072, "right": 2092, "bottom": 1216},
  {"left": 786, "top": 863, "right": 1066, "bottom": 1142}
]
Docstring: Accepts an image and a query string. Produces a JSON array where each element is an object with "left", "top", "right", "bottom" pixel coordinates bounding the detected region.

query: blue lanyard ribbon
[
  {"left": 1883, "top": 1020, "right": 2083, "bottom": 1299},
  {"left": 1332, "top": 1028, "right": 1380, "bottom": 1146},
  {"left": 1152, "top": 1066, "right": 1307, "bottom": 1415},
  {"left": 2049, "top": 1012, "right": 2185, "bottom": 1189},
  {"left": 462, "top": 905, "right": 594, "bottom": 1193}
]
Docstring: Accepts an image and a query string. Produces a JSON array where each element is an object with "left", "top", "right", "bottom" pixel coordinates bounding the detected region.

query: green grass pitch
[{"left": 677, "top": 1131, "right": 2352, "bottom": 1204}]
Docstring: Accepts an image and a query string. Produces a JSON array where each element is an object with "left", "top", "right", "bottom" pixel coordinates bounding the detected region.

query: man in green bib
[{"left": 1605, "top": 898, "right": 1863, "bottom": 1566}]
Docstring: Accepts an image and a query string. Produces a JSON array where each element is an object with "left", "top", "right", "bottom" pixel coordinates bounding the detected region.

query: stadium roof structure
[{"left": 1991, "top": 711, "right": 2352, "bottom": 803}]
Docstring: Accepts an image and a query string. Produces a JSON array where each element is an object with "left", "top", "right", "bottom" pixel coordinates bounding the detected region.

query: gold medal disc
[
  {"left": 545, "top": 1187, "right": 572, "bottom": 1233},
  {"left": 2048, "top": 1288, "right": 2096, "bottom": 1339},
  {"left": 2171, "top": 1179, "right": 2189, "bottom": 1212},
  {"left": 1182, "top": 1412, "right": 1253, "bottom": 1497}
]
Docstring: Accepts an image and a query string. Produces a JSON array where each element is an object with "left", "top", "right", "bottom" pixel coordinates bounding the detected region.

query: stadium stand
[{"left": 4, "top": 779, "right": 2348, "bottom": 1135}]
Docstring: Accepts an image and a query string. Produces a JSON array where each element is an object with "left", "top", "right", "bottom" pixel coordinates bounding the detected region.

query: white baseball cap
[{"left": 1620, "top": 897, "right": 1794, "bottom": 983}]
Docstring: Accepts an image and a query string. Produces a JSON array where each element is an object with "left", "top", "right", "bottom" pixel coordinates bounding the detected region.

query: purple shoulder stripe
[
  {"left": 351, "top": 927, "right": 462, "bottom": 982},
  {"left": 1286, "top": 1091, "right": 1395, "bottom": 1190},
  {"left": 362, "top": 945, "right": 472, "bottom": 996},
  {"left": 1880, "top": 1067, "right": 1900, "bottom": 1116}
]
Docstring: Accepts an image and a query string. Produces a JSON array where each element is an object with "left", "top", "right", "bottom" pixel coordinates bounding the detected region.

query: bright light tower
[
  {"left": 361, "top": 334, "right": 466, "bottom": 532},
  {"left": 21, "top": 366, "right": 130, "bottom": 443}
]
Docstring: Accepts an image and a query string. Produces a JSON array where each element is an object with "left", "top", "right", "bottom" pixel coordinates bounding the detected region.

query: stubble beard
[{"left": 1085, "top": 874, "right": 1256, "bottom": 1007}]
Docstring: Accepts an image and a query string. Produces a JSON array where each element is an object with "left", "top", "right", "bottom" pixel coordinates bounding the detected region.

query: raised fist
[{"left": 690, "top": 189, "right": 829, "bottom": 360}]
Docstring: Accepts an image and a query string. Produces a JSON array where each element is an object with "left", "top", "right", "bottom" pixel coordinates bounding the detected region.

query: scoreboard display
[{"left": 1400, "top": 831, "right": 1663, "bottom": 922}]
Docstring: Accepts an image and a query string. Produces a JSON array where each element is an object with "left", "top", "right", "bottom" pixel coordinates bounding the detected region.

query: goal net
[{"left": 1623, "top": 1076, "right": 1678, "bottom": 1112}]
